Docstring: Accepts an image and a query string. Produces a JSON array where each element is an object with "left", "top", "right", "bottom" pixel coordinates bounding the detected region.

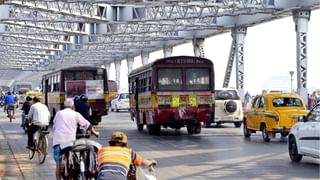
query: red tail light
[{"left": 237, "top": 96, "right": 240, "bottom": 100}]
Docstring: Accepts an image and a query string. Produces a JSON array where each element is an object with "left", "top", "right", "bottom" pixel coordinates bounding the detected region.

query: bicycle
[
  {"left": 28, "top": 126, "right": 49, "bottom": 164},
  {"left": 21, "top": 113, "right": 29, "bottom": 133}
]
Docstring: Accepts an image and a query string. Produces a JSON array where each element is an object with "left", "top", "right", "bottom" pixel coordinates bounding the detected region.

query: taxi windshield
[{"left": 272, "top": 97, "right": 303, "bottom": 107}]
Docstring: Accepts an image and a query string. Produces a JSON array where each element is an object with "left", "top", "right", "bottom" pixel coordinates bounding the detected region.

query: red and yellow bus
[
  {"left": 42, "top": 66, "right": 109, "bottom": 125},
  {"left": 128, "top": 56, "right": 215, "bottom": 135}
]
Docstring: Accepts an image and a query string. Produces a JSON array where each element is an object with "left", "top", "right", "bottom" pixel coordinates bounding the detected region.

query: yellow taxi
[
  {"left": 26, "top": 90, "right": 42, "bottom": 100},
  {"left": 243, "top": 91, "right": 308, "bottom": 142}
]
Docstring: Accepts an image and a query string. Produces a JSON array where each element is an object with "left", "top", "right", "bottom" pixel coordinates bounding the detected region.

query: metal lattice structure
[{"left": 0, "top": 0, "right": 319, "bottom": 86}]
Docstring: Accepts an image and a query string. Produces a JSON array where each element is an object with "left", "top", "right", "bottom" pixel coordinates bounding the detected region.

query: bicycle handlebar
[{"left": 147, "top": 160, "right": 157, "bottom": 172}]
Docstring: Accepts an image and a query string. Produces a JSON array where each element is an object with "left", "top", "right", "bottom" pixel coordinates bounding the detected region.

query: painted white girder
[{"left": 0, "top": 0, "right": 318, "bottom": 86}]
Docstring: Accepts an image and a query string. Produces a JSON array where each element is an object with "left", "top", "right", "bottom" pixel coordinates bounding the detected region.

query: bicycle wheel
[
  {"left": 28, "top": 141, "right": 36, "bottom": 160},
  {"left": 37, "top": 135, "right": 47, "bottom": 164}
]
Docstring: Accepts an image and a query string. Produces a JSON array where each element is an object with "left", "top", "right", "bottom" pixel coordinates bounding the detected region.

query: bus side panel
[
  {"left": 47, "top": 92, "right": 64, "bottom": 119},
  {"left": 89, "top": 98, "right": 108, "bottom": 117},
  {"left": 152, "top": 92, "right": 213, "bottom": 126}
]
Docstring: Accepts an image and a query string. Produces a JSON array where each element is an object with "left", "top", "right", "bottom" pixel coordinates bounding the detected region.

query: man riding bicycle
[
  {"left": 4, "top": 91, "right": 17, "bottom": 119},
  {"left": 52, "top": 99, "right": 99, "bottom": 180},
  {"left": 21, "top": 96, "right": 32, "bottom": 129},
  {"left": 27, "top": 96, "right": 50, "bottom": 150}
]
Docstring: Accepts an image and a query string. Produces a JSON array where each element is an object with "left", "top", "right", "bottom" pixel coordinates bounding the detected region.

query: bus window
[
  {"left": 185, "top": 68, "right": 210, "bottom": 91},
  {"left": 75, "top": 71, "right": 94, "bottom": 80},
  {"left": 64, "top": 72, "right": 74, "bottom": 81},
  {"left": 158, "top": 68, "right": 182, "bottom": 91}
]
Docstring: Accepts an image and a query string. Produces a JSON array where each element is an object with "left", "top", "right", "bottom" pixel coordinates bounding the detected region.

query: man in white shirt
[
  {"left": 27, "top": 96, "right": 50, "bottom": 149},
  {"left": 52, "top": 98, "right": 99, "bottom": 180}
]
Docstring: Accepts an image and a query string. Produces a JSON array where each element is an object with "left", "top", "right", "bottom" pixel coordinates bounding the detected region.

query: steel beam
[
  {"left": 293, "top": 9, "right": 310, "bottom": 105},
  {"left": 234, "top": 27, "right": 246, "bottom": 101},
  {"left": 223, "top": 38, "right": 236, "bottom": 88}
]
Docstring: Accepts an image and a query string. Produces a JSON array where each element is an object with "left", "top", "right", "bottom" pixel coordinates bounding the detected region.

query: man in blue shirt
[
  {"left": 75, "top": 94, "right": 92, "bottom": 121},
  {"left": 4, "top": 91, "right": 17, "bottom": 118},
  {"left": 75, "top": 94, "right": 92, "bottom": 136}
]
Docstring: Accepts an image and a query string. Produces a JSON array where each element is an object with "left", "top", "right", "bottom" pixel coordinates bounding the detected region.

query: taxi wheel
[
  {"left": 243, "top": 121, "right": 251, "bottom": 138},
  {"left": 261, "top": 125, "right": 270, "bottom": 142},
  {"left": 288, "top": 137, "right": 302, "bottom": 162}
]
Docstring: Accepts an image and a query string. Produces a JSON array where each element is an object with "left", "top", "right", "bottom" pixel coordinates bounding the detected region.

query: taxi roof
[{"left": 260, "top": 91, "right": 302, "bottom": 99}]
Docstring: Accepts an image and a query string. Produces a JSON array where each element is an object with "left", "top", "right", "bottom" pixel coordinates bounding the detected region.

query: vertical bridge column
[
  {"left": 163, "top": 45, "right": 173, "bottom": 57},
  {"left": 234, "top": 27, "right": 247, "bottom": 101},
  {"left": 192, "top": 38, "right": 205, "bottom": 57},
  {"left": 141, "top": 51, "right": 149, "bottom": 65},
  {"left": 127, "top": 56, "right": 134, "bottom": 74},
  {"left": 114, "top": 60, "right": 121, "bottom": 90},
  {"left": 293, "top": 9, "right": 310, "bottom": 104},
  {"left": 104, "top": 62, "right": 110, "bottom": 80}
]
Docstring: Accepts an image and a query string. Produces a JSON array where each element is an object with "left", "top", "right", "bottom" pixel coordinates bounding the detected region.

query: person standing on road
[
  {"left": 52, "top": 99, "right": 99, "bottom": 180},
  {"left": 27, "top": 96, "right": 50, "bottom": 149},
  {"left": 96, "top": 131, "right": 156, "bottom": 180}
]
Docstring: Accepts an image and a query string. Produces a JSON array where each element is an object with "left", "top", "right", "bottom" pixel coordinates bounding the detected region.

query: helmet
[
  {"left": 109, "top": 131, "right": 128, "bottom": 144},
  {"left": 74, "top": 96, "right": 80, "bottom": 102},
  {"left": 80, "top": 94, "right": 88, "bottom": 101},
  {"left": 26, "top": 96, "right": 32, "bottom": 101}
]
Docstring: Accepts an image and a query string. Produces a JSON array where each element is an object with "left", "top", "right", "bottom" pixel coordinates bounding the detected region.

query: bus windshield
[{"left": 158, "top": 68, "right": 182, "bottom": 91}]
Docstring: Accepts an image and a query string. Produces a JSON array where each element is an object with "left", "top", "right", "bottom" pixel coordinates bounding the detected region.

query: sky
[{"left": 109, "top": 9, "right": 320, "bottom": 95}]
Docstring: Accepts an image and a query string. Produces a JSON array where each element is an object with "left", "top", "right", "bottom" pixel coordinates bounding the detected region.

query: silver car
[
  {"left": 288, "top": 103, "right": 320, "bottom": 162},
  {"left": 110, "top": 93, "right": 129, "bottom": 112}
]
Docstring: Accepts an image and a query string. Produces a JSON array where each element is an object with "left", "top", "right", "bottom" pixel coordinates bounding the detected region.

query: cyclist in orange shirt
[{"left": 96, "top": 131, "right": 155, "bottom": 180}]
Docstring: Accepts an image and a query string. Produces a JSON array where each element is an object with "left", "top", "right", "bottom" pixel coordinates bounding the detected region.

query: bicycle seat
[
  {"left": 74, "top": 139, "right": 102, "bottom": 152},
  {"left": 72, "top": 144, "right": 93, "bottom": 152},
  {"left": 60, "top": 141, "right": 74, "bottom": 150}
]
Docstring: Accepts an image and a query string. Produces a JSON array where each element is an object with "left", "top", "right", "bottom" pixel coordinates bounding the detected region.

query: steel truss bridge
[{"left": 0, "top": 0, "right": 319, "bottom": 102}]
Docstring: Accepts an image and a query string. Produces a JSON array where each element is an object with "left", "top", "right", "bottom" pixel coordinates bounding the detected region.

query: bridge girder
[{"left": 0, "top": 0, "right": 318, "bottom": 84}]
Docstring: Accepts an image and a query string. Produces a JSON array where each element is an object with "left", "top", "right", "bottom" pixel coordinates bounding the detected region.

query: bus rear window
[
  {"left": 158, "top": 69, "right": 182, "bottom": 91},
  {"left": 186, "top": 68, "right": 210, "bottom": 90},
  {"left": 75, "top": 71, "right": 94, "bottom": 80},
  {"left": 64, "top": 72, "right": 74, "bottom": 81}
]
